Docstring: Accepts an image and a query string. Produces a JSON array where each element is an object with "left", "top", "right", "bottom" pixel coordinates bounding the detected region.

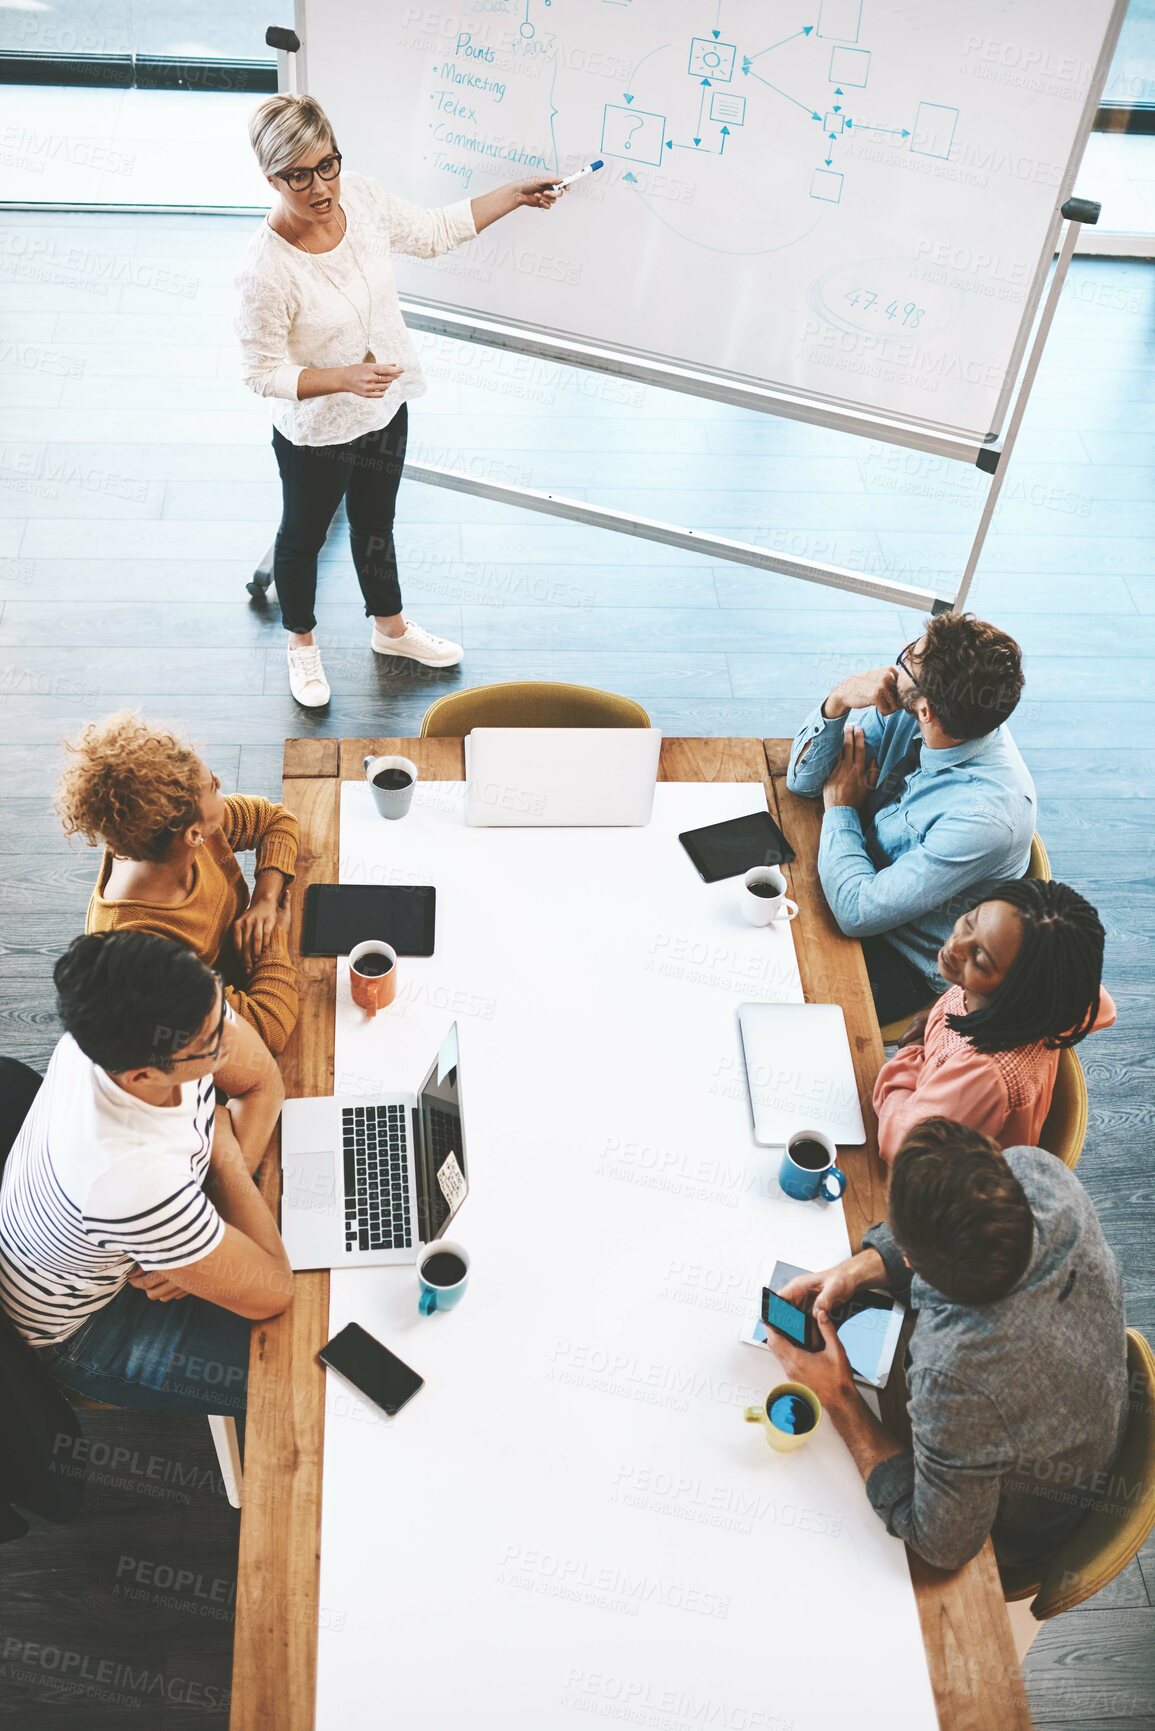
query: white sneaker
[
  {"left": 370, "top": 619, "right": 464, "bottom": 668},
  {"left": 287, "top": 641, "right": 331, "bottom": 707}
]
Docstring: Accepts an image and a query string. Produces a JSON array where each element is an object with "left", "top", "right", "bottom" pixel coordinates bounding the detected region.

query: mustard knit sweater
[{"left": 85, "top": 795, "right": 300, "bottom": 1055}]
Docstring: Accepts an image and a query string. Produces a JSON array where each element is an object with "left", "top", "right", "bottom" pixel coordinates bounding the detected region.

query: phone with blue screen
[
  {"left": 756, "top": 1261, "right": 905, "bottom": 1386},
  {"left": 764, "top": 1286, "right": 824, "bottom": 1353}
]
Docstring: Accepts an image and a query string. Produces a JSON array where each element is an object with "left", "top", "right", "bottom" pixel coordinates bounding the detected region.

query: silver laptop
[
  {"left": 465, "top": 727, "right": 662, "bottom": 827},
  {"left": 737, "top": 1003, "right": 867, "bottom": 1147},
  {"left": 280, "top": 1024, "right": 467, "bottom": 1271}
]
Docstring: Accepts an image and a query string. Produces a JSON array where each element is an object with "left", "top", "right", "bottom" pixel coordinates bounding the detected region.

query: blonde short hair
[
  {"left": 56, "top": 711, "right": 205, "bottom": 863},
  {"left": 249, "top": 93, "right": 337, "bottom": 179}
]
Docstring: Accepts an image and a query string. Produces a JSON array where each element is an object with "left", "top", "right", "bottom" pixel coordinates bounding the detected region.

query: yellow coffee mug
[{"left": 744, "top": 1382, "right": 822, "bottom": 1454}]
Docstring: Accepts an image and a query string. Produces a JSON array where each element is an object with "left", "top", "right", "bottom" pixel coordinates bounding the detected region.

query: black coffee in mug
[
  {"left": 769, "top": 1392, "right": 816, "bottom": 1435},
  {"left": 421, "top": 1251, "right": 467, "bottom": 1287},
  {"left": 353, "top": 954, "right": 393, "bottom": 977},
  {"left": 790, "top": 1138, "right": 831, "bottom": 1170},
  {"left": 748, "top": 881, "right": 778, "bottom": 899},
  {"left": 374, "top": 768, "right": 413, "bottom": 792}
]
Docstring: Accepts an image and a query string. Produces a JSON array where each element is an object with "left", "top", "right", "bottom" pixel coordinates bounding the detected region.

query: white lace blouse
[{"left": 233, "top": 173, "right": 476, "bottom": 448}]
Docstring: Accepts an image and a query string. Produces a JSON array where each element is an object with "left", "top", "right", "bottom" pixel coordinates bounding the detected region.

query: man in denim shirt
[
  {"left": 772, "top": 1120, "right": 1129, "bottom": 1575},
  {"left": 787, "top": 612, "right": 1036, "bottom": 1024}
]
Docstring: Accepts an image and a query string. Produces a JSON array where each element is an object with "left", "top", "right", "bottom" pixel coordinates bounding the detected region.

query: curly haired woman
[{"left": 57, "top": 713, "right": 299, "bottom": 1055}]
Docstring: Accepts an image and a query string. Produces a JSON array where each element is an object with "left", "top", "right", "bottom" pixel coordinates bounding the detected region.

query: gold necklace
[{"left": 287, "top": 203, "right": 376, "bottom": 364}]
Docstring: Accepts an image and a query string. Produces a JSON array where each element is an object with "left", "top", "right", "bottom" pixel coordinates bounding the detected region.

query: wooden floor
[{"left": 0, "top": 213, "right": 1152, "bottom": 1728}]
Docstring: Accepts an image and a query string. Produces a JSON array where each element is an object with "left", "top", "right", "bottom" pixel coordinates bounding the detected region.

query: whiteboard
[{"left": 299, "top": 0, "right": 1124, "bottom": 441}]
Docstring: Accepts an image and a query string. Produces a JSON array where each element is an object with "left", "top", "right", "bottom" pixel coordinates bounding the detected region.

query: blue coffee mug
[
  {"left": 779, "top": 1130, "right": 847, "bottom": 1203},
  {"left": 417, "top": 1240, "right": 470, "bottom": 1315}
]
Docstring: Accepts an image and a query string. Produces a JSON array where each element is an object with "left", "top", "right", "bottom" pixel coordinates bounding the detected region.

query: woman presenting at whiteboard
[{"left": 237, "top": 94, "right": 564, "bottom": 707}]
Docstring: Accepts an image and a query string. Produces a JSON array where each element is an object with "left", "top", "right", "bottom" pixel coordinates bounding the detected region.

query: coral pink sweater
[{"left": 873, "top": 985, "right": 1117, "bottom": 1162}]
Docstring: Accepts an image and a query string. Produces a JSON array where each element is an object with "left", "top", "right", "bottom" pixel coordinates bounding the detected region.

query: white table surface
[{"left": 314, "top": 781, "right": 937, "bottom": 1731}]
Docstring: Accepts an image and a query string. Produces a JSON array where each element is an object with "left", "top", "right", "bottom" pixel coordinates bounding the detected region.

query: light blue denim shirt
[{"left": 787, "top": 703, "right": 1036, "bottom": 990}]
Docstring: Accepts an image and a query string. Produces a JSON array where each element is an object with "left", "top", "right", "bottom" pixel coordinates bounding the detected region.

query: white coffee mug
[
  {"left": 364, "top": 754, "right": 418, "bottom": 821},
  {"left": 740, "top": 866, "right": 799, "bottom": 927}
]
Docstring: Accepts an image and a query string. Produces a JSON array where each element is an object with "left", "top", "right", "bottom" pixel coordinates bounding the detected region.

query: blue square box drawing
[
  {"left": 601, "top": 103, "right": 667, "bottom": 166},
  {"left": 910, "top": 101, "right": 959, "bottom": 158},
  {"left": 688, "top": 36, "right": 737, "bottom": 80},
  {"left": 828, "top": 44, "right": 870, "bottom": 86}
]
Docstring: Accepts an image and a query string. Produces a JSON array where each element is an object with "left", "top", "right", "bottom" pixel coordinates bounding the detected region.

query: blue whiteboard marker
[{"left": 554, "top": 159, "right": 604, "bottom": 189}]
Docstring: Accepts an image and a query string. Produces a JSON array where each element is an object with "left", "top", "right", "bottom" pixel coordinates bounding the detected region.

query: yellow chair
[
  {"left": 1003, "top": 1328, "right": 1155, "bottom": 1661},
  {"left": 1037, "top": 1046, "right": 1088, "bottom": 1170},
  {"left": 420, "top": 680, "right": 651, "bottom": 737},
  {"left": 1028, "top": 831, "right": 1051, "bottom": 883},
  {"left": 878, "top": 830, "right": 1052, "bottom": 1045}
]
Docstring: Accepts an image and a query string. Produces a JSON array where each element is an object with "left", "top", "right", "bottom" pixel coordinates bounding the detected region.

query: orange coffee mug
[{"left": 349, "top": 940, "right": 397, "bottom": 1018}]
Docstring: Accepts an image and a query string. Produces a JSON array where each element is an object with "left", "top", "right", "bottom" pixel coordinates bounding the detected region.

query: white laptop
[
  {"left": 737, "top": 1003, "right": 867, "bottom": 1148},
  {"left": 280, "top": 1023, "right": 467, "bottom": 1271},
  {"left": 464, "top": 727, "right": 662, "bottom": 827}
]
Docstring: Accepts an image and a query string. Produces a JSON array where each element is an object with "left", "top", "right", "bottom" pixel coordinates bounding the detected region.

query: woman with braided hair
[{"left": 873, "top": 879, "right": 1115, "bottom": 1161}]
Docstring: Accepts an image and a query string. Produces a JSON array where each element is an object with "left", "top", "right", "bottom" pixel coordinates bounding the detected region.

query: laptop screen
[{"left": 413, "top": 1022, "right": 467, "bottom": 1243}]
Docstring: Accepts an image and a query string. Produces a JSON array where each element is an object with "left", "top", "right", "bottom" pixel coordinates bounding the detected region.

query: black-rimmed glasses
[
  {"left": 896, "top": 640, "right": 920, "bottom": 685},
  {"left": 276, "top": 152, "right": 342, "bottom": 193},
  {"left": 168, "top": 975, "right": 227, "bottom": 1067}
]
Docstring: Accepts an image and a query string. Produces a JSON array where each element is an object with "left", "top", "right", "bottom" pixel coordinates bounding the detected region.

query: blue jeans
[
  {"left": 36, "top": 1282, "right": 249, "bottom": 1416},
  {"left": 861, "top": 935, "right": 939, "bottom": 1027}
]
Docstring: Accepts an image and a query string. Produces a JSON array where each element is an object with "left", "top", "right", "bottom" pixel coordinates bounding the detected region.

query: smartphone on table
[{"left": 318, "top": 1323, "right": 424, "bottom": 1416}]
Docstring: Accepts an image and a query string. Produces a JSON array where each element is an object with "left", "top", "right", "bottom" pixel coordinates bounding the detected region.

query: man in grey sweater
[{"left": 772, "top": 1119, "right": 1129, "bottom": 1573}]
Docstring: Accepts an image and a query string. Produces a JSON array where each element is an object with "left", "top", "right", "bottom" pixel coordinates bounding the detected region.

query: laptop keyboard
[
  {"left": 343, "top": 1104, "right": 412, "bottom": 1253},
  {"left": 427, "top": 1106, "right": 460, "bottom": 1165}
]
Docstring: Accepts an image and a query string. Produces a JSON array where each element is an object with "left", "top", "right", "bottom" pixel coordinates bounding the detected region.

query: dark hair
[
  {"left": 912, "top": 612, "right": 1024, "bottom": 740},
  {"left": 946, "top": 879, "right": 1105, "bottom": 1054},
  {"left": 888, "top": 1119, "right": 1034, "bottom": 1304},
  {"left": 54, "top": 932, "right": 217, "bottom": 1074}
]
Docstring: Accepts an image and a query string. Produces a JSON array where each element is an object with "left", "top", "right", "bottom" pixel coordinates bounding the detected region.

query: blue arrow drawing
[
  {"left": 744, "top": 66, "right": 823, "bottom": 120},
  {"left": 623, "top": 41, "right": 667, "bottom": 110},
  {"left": 743, "top": 25, "right": 813, "bottom": 70}
]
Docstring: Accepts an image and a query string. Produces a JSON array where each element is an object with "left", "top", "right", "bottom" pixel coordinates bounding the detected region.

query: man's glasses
[
  {"left": 896, "top": 641, "right": 920, "bottom": 685},
  {"left": 168, "top": 976, "right": 227, "bottom": 1067},
  {"left": 277, "top": 152, "right": 342, "bottom": 193}
]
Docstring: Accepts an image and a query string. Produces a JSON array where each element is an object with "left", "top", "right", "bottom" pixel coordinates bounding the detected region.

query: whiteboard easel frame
[{"left": 252, "top": 9, "right": 1117, "bottom": 615}]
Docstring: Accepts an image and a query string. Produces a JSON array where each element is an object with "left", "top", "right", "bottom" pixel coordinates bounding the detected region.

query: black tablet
[
  {"left": 301, "top": 884, "right": 436, "bottom": 957},
  {"left": 679, "top": 810, "right": 795, "bottom": 883}
]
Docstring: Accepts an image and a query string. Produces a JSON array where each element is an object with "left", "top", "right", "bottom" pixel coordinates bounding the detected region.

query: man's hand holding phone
[
  {"left": 777, "top": 1247, "right": 889, "bottom": 1318},
  {"left": 769, "top": 1305, "right": 859, "bottom": 1406}
]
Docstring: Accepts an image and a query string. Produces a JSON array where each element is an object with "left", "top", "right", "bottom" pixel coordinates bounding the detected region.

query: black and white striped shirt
[{"left": 0, "top": 1034, "right": 225, "bottom": 1347}]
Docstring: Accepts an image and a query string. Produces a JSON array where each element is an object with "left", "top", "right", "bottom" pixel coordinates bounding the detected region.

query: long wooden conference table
[{"left": 230, "top": 737, "right": 1031, "bottom": 1731}]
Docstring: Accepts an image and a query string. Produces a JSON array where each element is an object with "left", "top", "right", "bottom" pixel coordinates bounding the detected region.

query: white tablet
[{"left": 738, "top": 1002, "right": 867, "bottom": 1147}]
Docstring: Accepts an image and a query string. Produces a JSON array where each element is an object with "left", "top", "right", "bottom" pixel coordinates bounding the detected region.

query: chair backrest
[
  {"left": 1029, "top": 1329, "right": 1155, "bottom": 1619},
  {"left": 421, "top": 681, "right": 651, "bottom": 737},
  {"left": 1037, "top": 1047, "right": 1088, "bottom": 1170},
  {"left": 0, "top": 1057, "right": 42, "bottom": 1171},
  {"left": 1027, "top": 831, "right": 1051, "bottom": 882}
]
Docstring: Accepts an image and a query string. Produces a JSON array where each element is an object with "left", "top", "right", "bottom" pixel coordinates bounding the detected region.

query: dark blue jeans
[
  {"left": 861, "top": 935, "right": 939, "bottom": 1027},
  {"left": 36, "top": 1282, "right": 249, "bottom": 1416},
  {"left": 271, "top": 404, "right": 408, "bottom": 632}
]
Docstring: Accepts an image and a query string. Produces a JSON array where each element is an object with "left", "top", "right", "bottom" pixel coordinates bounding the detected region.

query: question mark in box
[{"left": 604, "top": 104, "right": 665, "bottom": 167}]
